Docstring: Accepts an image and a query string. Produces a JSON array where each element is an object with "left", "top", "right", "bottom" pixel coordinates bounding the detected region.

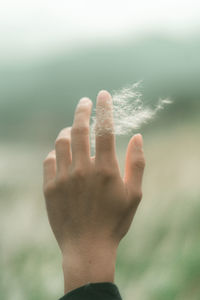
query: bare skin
[{"left": 43, "top": 90, "right": 145, "bottom": 294}]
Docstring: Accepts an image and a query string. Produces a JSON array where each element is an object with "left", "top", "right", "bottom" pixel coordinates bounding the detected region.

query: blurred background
[{"left": 1, "top": 0, "right": 200, "bottom": 299}]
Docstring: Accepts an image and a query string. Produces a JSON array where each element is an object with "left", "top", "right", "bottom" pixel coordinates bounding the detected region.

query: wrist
[{"left": 62, "top": 241, "right": 118, "bottom": 293}]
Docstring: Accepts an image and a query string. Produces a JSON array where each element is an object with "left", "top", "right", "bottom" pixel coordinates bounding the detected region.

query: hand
[{"left": 43, "top": 90, "right": 145, "bottom": 293}]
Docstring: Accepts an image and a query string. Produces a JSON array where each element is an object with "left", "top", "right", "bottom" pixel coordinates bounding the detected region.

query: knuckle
[
  {"left": 133, "top": 157, "right": 146, "bottom": 170},
  {"left": 55, "top": 174, "right": 68, "bottom": 187},
  {"left": 136, "top": 190, "right": 143, "bottom": 201},
  {"left": 95, "top": 166, "right": 116, "bottom": 179},
  {"left": 131, "top": 189, "right": 143, "bottom": 203},
  {"left": 73, "top": 167, "right": 86, "bottom": 179},
  {"left": 71, "top": 125, "right": 89, "bottom": 136},
  {"left": 43, "top": 181, "right": 56, "bottom": 197}
]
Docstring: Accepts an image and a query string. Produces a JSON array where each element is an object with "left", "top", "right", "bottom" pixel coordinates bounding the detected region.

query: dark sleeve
[{"left": 58, "top": 282, "right": 123, "bottom": 300}]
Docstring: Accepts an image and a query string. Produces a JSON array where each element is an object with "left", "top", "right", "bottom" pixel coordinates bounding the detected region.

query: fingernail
[
  {"left": 134, "top": 133, "right": 143, "bottom": 148},
  {"left": 97, "top": 90, "right": 112, "bottom": 102},
  {"left": 79, "top": 97, "right": 91, "bottom": 104}
]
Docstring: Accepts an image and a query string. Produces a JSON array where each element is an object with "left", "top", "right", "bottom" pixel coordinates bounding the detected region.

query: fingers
[
  {"left": 43, "top": 150, "right": 56, "bottom": 187},
  {"left": 124, "top": 134, "right": 145, "bottom": 201},
  {"left": 55, "top": 127, "right": 72, "bottom": 175},
  {"left": 95, "top": 90, "right": 117, "bottom": 164},
  {"left": 44, "top": 91, "right": 117, "bottom": 185},
  {"left": 71, "top": 97, "right": 93, "bottom": 167}
]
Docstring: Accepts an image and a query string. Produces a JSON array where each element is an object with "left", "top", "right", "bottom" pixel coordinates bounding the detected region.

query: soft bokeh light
[
  {"left": 1, "top": 0, "right": 200, "bottom": 61},
  {"left": 1, "top": 1, "right": 200, "bottom": 299}
]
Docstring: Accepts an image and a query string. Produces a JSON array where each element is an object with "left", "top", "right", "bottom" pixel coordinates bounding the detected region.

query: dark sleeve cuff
[{"left": 59, "top": 282, "right": 123, "bottom": 300}]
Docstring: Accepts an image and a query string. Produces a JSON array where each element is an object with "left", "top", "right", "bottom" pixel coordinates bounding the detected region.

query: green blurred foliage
[
  {"left": 0, "top": 34, "right": 200, "bottom": 142},
  {"left": 0, "top": 34, "right": 200, "bottom": 300}
]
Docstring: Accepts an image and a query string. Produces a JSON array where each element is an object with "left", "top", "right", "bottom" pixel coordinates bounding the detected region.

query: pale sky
[{"left": 1, "top": 0, "right": 200, "bottom": 61}]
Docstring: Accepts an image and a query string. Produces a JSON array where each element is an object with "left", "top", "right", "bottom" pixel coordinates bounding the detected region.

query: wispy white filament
[{"left": 90, "top": 81, "right": 171, "bottom": 150}]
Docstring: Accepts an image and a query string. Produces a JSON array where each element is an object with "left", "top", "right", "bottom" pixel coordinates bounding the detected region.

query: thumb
[{"left": 124, "top": 133, "right": 145, "bottom": 201}]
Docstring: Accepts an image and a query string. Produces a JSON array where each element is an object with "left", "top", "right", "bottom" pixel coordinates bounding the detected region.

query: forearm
[{"left": 62, "top": 242, "right": 118, "bottom": 294}]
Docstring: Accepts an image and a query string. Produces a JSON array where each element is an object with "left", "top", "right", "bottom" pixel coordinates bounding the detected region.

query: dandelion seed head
[{"left": 90, "top": 81, "right": 172, "bottom": 150}]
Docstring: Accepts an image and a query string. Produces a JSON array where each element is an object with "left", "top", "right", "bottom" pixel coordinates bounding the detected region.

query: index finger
[
  {"left": 71, "top": 97, "right": 93, "bottom": 167},
  {"left": 95, "top": 90, "right": 117, "bottom": 163}
]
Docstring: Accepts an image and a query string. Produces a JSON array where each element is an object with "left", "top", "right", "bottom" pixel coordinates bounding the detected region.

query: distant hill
[{"left": 0, "top": 34, "right": 200, "bottom": 142}]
